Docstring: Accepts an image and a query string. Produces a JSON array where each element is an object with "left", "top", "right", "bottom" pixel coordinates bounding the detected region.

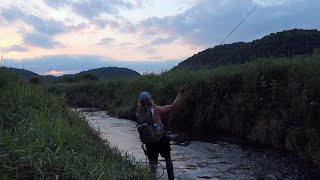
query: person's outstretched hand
[{"left": 179, "top": 84, "right": 188, "bottom": 93}]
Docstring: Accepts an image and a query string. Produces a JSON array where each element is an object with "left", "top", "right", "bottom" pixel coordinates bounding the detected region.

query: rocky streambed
[{"left": 77, "top": 109, "right": 320, "bottom": 180}]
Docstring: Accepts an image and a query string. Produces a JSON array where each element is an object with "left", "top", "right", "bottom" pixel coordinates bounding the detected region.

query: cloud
[
  {"left": 151, "top": 37, "right": 176, "bottom": 45},
  {"left": 43, "top": 0, "right": 67, "bottom": 8},
  {"left": 118, "top": 42, "right": 134, "bottom": 47},
  {"left": 1, "top": 7, "right": 86, "bottom": 49},
  {"left": 72, "top": 0, "right": 133, "bottom": 18},
  {"left": 27, "top": 15, "right": 66, "bottom": 35},
  {"left": 2, "top": 7, "right": 87, "bottom": 34},
  {"left": 24, "top": 32, "right": 63, "bottom": 48},
  {"left": 44, "top": 0, "right": 138, "bottom": 19},
  {"left": 98, "top": 37, "right": 115, "bottom": 45},
  {"left": 5, "top": 54, "right": 182, "bottom": 75},
  {"left": 1, "top": 0, "right": 319, "bottom": 64},
  {"left": 140, "top": 0, "right": 320, "bottom": 46},
  {"left": 43, "top": 0, "right": 140, "bottom": 35},
  {"left": 92, "top": 17, "right": 137, "bottom": 32},
  {"left": 93, "top": 18, "right": 116, "bottom": 29},
  {"left": 3, "top": 45, "right": 28, "bottom": 52},
  {"left": 254, "top": 0, "right": 291, "bottom": 6},
  {"left": 136, "top": 45, "right": 156, "bottom": 54},
  {"left": 140, "top": 0, "right": 249, "bottom": 46},
  {"left": 1, "top": 7, "right": 25, "bottom": 21},
  {"left": 1, "top": 8, "right": 64, "bottom": 35},
  {"left": 131, "top": 0, "right": 144, "bottom": 8}
]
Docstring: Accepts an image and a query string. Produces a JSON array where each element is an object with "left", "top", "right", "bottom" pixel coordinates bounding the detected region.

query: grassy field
[
  {"left": 0, "top": 68, "right": 151, "bottom": 179},
  {"left": 48, "top": 50, "right": 320, "bottom": 168}
]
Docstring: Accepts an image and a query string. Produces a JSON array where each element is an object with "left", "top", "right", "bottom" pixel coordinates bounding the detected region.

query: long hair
[{"left": 138, "top": 99, "right": 156, "bottom": 108}]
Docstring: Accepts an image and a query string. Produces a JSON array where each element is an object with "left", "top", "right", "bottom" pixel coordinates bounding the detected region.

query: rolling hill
[
  {"left": 174, "top": 29, "right": 320, "bottom": 70},
  {"left": 77, "top": 67, "right": 140, "bottom": 80},
  {"left": 2, "top": 66, "right": 140, "bottom": 83}
]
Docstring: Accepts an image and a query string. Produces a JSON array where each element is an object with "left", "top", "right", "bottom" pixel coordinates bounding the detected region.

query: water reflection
[{"left": 78, "top": 109, "right": 319, "bottom": 180}]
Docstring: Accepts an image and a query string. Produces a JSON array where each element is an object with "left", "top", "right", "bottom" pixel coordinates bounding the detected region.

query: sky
[{"left": 0, "top": 0, "right": 319, "bottom": 75}]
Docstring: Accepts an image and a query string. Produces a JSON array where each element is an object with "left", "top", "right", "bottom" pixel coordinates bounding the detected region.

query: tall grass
[
  {"left": 0, "top": 68, "right": 151, "bottom": 179},
  {"left": 48, "top": 52, "right": 320, "bottom": 168}
]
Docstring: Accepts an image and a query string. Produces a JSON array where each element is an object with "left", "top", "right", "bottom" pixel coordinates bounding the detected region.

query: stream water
[{"left": 77, "top": 109, "right": 320, "bottom": 180}]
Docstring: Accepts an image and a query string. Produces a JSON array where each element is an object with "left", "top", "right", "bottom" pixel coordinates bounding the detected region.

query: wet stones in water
[
  {"left": 75, "top": 108, "right": 99, "bottom": 112},
  {"left": 257, "top": 175, "right": 278, "bottom": 180},
  {"left": 197, "top": 175, "right": 214, "bottom": 179},
  {"left": 168, "top": 132, "right": 191, "bottom": 146}
]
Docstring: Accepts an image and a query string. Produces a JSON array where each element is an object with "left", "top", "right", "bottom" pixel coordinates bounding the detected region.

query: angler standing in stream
[{"left": 136, "top": 85, "right": 187, "bottom": 180}]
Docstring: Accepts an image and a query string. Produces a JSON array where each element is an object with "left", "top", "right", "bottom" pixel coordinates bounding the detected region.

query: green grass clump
[{"left": 0, "top": 69, "right": 150, "bottom": 179}]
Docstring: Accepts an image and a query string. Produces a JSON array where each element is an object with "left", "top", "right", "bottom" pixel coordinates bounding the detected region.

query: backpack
[{"left": 136, "top": 107, "right": 164, "bottom": 144}]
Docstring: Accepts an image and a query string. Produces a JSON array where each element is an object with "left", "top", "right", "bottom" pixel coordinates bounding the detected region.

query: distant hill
[
  {"left": 1, "top": 66, "right": 52, "bottom": 82},
  {"left": 174, "top": 29, "right": 320, "bottom": 70},
  {"left": 1, "top": 67, "right": 41, "bottom": 80},
  {"left": 2, "top": 66, "right": 140, "bottom": 83},
  {"left": 55, "top": 67, "right": 140, "bottom": 83},
  {"left": 77, "top": 67, "right": 140, "bottom": 80}
]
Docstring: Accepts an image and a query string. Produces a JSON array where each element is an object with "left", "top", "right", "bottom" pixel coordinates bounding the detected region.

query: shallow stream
[{"left": 77, "top": 109, "right": 320, "bottom": 180}]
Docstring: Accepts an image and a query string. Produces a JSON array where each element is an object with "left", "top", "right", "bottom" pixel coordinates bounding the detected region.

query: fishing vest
[{"left": 136, "top": 107, "right": 164, "bottom": 144}]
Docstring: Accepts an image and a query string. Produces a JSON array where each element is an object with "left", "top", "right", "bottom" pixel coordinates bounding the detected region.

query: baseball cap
[{"left": 139, "top": 91, "right": 151, "bottom": 101}]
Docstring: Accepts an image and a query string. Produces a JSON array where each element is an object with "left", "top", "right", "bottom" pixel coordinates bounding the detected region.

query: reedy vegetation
[
  {"left": 50, "top": 50, "right": 320, "bottom": 168},
  {"left": 0, "top": 69, "right": 151, "bottom": 179}
]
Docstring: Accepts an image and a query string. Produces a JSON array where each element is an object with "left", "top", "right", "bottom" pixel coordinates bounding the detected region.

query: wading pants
[{"left": 146, "top": 136, "right": 174, "bottom": 180}]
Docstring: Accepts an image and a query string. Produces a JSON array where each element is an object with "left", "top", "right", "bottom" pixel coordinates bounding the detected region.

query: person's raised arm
[{"left": 156, "top": 85, "right": 187, "bottom": 114}]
